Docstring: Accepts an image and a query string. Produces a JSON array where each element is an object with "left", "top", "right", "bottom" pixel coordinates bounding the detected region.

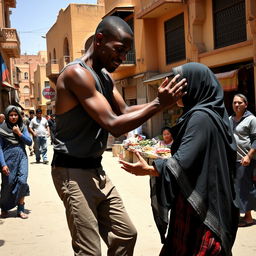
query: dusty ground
[{"left": 0, "top": 145, "right": 255, "bottom": 255}]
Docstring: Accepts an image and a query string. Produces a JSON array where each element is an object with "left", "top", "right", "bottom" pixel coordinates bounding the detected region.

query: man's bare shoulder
[
  {"left": 57, "top": 64, "right": 95, "bottom": 89},
  {"left": 55, "top": 63, "right": 97, "bottom": 114}
]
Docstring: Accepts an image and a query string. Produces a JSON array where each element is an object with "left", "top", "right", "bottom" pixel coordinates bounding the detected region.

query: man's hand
[
  {"left": 2, "top": 165, "right": 10, "bottom": 176},
  {"left": 158, "top": 74, "right": 187, "bottom": 109}
]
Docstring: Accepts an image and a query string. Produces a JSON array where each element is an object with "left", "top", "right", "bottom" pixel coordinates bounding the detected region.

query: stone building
[
  {"left": 45, "top": 0, "right": 256, "bottom": 138},
  {"left": 105, "top": 0, "right": 256, "bottom": 137},
  {"left": 45, "top": 0, "right": 105, "bottom": 114},
  {"left": 0, "top": 0, "right": 20, "bottom": 113},
  {"left": 11, "top": 51, "right": 48, "bottom": 113}
]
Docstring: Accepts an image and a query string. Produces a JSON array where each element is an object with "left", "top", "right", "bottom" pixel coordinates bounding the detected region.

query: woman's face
[
  {"left": 232, "top": 96, "right": 247, "bottom": 115},
  {"left": 162, "top": 129, "right": 173, "bottom": 144},
  {"left": 8, "top": 111, "right": 19, "bottom": 124}
]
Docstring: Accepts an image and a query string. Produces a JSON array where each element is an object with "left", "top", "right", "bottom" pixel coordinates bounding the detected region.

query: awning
[
  {"left": 143, "top": 71, "right": 174, "bottom": 84},
  {"left": 12, "top": 101, "right": 24, "bottom": 110},
  {"left": 2, "top": 81, "right": 17, "bottom": 90},
  {"left": 215, "top": 69, "right": 238, "bottom": 91},
  {"left": 103, "top": 6, "right": 134, "bottom": 19}
]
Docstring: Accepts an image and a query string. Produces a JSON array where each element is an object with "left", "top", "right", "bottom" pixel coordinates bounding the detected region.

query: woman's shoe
[
  {"left": 0, "top": 210, "right": 9, "bottom": 218},
  {"left": 17, "top": 211, "right": 28, "bottom": 219},
  {"left": 17, "top": 204, "right": 28, "bottom": 219}
]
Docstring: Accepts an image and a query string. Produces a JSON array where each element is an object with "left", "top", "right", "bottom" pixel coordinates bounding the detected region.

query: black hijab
[
  {"left": 171, "top": 62, "right": 235, "bottom": 153},
  {"left": 0, "top": 105, "right": 25, "bottom": 144},
  {"left": 151, "top": 63, "right": 238, "bottom": 255}
]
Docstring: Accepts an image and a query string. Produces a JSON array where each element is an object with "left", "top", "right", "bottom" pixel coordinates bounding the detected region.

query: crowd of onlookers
[{"left": 0, "top": 106, "right": 55, "bottom": 219}]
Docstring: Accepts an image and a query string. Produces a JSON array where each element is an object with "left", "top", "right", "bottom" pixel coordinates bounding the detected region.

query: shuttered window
[
  {"left": 165, "top": 13, "right": 186, "bottom": 64},
  {"left": 213, "top": 0, "right": 246, "bottom": 49}
]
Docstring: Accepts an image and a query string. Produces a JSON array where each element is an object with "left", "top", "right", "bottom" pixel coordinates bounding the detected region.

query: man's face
[
  {"left": 36, "top": 112, "right": 42, "bottom": 119},
  {"left": 0, "top": 114, "right": 5, "bottom": 123},
  {"left": 232, "top": 96, "right": 247, "bottom": 115},
  {"left": 97, "top": 31, "right": 133, "bottom": 73}
]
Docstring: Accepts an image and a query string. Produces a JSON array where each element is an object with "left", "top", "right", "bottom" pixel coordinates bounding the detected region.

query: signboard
[{"left": 42, "top": 87, "right": 56, "bottom": 99}]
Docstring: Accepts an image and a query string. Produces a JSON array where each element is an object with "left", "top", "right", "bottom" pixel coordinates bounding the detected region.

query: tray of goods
[{"left": 155, "top": 147, "right": 171, "bottom": 158}]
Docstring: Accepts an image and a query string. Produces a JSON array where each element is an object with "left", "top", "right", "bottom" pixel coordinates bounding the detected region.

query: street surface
[{"left": 0, "top": 144, "right": 255, "bottom": 255}]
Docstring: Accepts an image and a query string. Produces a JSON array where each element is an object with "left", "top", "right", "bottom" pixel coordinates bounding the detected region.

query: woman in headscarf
[
  {"left": 0, "top": 105, "right": 32, "bottom": 219},
  {"left": 120, "top": 63, "right": 239, "bottom": 256}
]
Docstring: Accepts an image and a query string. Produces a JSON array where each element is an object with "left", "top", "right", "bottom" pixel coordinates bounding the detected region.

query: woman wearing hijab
[
  {"left": 0, "top": 105, "right": 32, "bottom": 219},
  {"left": 120, "top": 63, "right": 239, "bottom": 256}
]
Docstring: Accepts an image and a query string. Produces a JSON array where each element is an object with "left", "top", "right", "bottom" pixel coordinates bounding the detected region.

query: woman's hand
[
  {"left": 12, "top": 125, "right": 22, "bottom": 137},
  {"left": 119, "top": 151, "right": 159, "bottom": 176},
  {"left": 241, "top": 155, "right": 251, "bottom": 166},
  {"left": 2, "top": 165, "right": 10, "bottom": 176}
]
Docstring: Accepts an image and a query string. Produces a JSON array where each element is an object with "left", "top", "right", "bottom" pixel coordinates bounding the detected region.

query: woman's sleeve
[
  {"left": 249, "top": 117, "right": 256, "bottom": 149},
  {"left": 0, "top": 137, "right": 6, "bottom": 167},
  {"left": 20, "top": 127, "right": 32, "bottom": 146}
]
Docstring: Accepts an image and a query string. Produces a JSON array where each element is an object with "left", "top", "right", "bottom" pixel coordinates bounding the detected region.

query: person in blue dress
[{"left": 0, "top": 105, "right": 32, "bottom": 219}]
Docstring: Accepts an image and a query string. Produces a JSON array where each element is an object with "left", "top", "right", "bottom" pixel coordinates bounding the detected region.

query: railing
[
  {"left": 59, "top": 55, "right": 71, "bottom": 70},
  {"left": 0, "top": 28, "right": 20, "bottom": 44},
  {"left": 123, "top": 50, "right": 136, "bottom": 64},
  {"left": 50, "top": 59, "right": 58, "bottom": 64},
  {"left": 5, "top": 0, "right": 16, "bottom": 8},
  {"left": 46, "top": 61, "right": 59, "bottom": 77}
]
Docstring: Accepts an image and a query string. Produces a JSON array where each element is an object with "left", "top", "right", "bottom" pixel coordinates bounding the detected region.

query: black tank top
[{"left": 53, "top": 59, "right": 113, "bottom": 161}]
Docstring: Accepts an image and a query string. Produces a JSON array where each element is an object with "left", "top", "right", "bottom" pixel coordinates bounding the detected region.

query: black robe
[{"left": 151, "top": 62, "right": 239, "bottom": 256}]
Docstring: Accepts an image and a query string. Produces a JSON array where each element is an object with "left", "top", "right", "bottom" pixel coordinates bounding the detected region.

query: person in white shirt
[{"left": 29, "top": 108, "right": 50, "bottom": 164}]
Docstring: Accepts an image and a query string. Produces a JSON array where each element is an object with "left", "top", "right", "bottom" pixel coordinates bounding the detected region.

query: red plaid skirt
[{"left": 159, "top": 193, "right": 223, "bottom": 256}]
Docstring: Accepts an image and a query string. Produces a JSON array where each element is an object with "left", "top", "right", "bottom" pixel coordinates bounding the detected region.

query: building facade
[
  {"left": 11, "top": 51, "right": 48, "bottom": 113},
  {"left": 34, "top": 63, "right": 50, "bottom": 115},
  {"left": 0, "top": 0, "right": 20, "bottom": 113},
  {"left": 45, "top": 0, "right": 105, "bottom": 114},
  {"left": 104, "top": 0, "right": 256, "bottom": 137}
]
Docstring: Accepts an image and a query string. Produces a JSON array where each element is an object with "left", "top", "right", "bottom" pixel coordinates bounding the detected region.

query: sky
[{"left": 11, "top": 0, "right": 97, "bottom": 55}]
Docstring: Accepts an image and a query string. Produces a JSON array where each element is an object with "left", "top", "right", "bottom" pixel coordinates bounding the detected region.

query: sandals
[
  {"left": 238, "top": 219, "right": 254, "bottom": 227},
  {"left": 0, "top": 210, "right": 9, "bottom": 218},
  {"left": 17, "top": 204, "right": 28, "bottom": 219}
]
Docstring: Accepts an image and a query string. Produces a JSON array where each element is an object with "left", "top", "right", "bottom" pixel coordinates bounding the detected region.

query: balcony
[
  {"left": 136, "top": 0, "right": 184, "bottom": 19},
  {"left": 5, "top": 0, "right": 16, "bottom": 8},
  {"left": 59, "top": 55, "right": 71, "bottom": 70},
  {"left": 0, "top": 28, "right": 20, "bottom": 58},
  {"left": 105, "top": 0, "right": 134, "bottom": 15},
  {"left": 46, "top": 59, "right": 59, "bottom": 80},
  {"left": 123, "top": 50, "right": 136, "bottom": 65}
]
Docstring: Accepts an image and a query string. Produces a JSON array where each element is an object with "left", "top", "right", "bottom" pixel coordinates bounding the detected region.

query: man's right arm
[{"left": 60, "top": 66, "right": 185, "bottom": 137}]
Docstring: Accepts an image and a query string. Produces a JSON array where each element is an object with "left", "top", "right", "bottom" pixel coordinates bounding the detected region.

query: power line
[{"left": 18, "top": 27, "right": 49, "bottom": 34}]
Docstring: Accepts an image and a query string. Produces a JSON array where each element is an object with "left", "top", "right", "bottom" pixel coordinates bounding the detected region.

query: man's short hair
[
  {"left": 95, "top": 16, "right": 133, "bottom": 39},
  {"left": 29, "top": 110, "right": 35, "bottom": 114},
  {"left": 36, "top": 108, "right": 42, "bottom": 114}
]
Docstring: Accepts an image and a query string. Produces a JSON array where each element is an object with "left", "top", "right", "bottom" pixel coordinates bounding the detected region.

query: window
[
  {"left": 25, "top": 99, "right": 30, "bottom": 107},
  {"left": 213, "top": 0, "right": 246, "bottom": 49},
  {"left": 23, "top": 86, "right": 30, "bottom": 94},
  {"left": 63, "top": 37, "right": 70, "bottom": 64},
  {"left": 111, "top": 10, "right": 136, "bottom": 64},
  {"left": 165, "top": 13, "right": 186, "bottom": 64},
  {"left": 53, "top": 48, "right": 57, "bottom": 64},
  {"left": 44, "top": 81, "right": 50, "bottom": 88},
  {"left": 24, "top": 72, "right": 28, "bottom": 80}
]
